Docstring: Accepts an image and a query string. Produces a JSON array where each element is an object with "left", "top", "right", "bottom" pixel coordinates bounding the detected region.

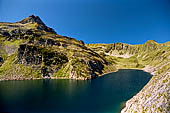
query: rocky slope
[
  {"left": 0, "top": 15, "right": 116, "bottom": 80},
  {"left": 87, "top": 41, "right": 170, "bottom": 113}
]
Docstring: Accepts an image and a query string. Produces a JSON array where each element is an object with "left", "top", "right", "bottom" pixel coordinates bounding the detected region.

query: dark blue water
[{"left": 0, "top": 69, "right": 152, "bottom": 113}]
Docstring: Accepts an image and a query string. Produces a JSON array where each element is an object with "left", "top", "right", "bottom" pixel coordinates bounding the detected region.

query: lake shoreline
[{"left": 0, "top": 66, "right": 154, "bottom": 81}]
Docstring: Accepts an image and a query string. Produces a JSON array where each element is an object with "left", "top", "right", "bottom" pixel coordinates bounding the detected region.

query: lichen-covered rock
[{"left": 87, "top": 60, "right": 104, "bottom": 78}]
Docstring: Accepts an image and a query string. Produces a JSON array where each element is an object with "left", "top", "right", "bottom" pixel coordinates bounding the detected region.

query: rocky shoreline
[
  {"left": 0, "top": 68, "right": 118, "bottom": 81},
  {"left": 121, "top": 65, "right": 170, "bottom": 113}
]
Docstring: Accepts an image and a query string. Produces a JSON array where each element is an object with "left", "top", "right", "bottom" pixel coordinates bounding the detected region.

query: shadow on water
[{"left": 0, "top": 69, "right": 152, "bottom": 113}]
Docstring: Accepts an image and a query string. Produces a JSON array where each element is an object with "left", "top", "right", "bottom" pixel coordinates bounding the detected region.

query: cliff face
[
  {"left": 0, "top": 15, "right": 116, "bottom": 80},
  {"left": 87, "top": 41, "right": 170, "bottom": 113}
]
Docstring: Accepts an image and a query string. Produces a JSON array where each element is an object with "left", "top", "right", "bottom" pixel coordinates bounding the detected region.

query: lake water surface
[{"left": 0, "top": 69, "right": 152, "bottom": 113}]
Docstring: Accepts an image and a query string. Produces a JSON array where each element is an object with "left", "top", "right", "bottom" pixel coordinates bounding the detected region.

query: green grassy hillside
[{"left": 0, "top": 15, "right": 116, "bottom": 80}]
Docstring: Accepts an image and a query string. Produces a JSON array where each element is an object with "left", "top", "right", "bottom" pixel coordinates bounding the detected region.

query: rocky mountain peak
[
  {"left": 18, "top": 15, "right": 45, "bottom": 26},
  {"left": 16, "top": 15, "right": 56, "bottom": 33}
]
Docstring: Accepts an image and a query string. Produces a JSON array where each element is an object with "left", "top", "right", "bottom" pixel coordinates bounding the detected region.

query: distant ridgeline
[{"left": 0, "top": 15, "right": 169, "bottom": 113}]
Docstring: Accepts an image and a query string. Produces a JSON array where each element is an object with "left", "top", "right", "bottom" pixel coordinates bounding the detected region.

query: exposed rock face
[
  {"left": 18, "top": 15, "right": 56, "bottom": 33},
  {"left": 17, "top": 44, "right": 68, "bottom": 77},
  {"left": 87, "top": 40, "right": 160, "bottom": 57},
  {"left": 19, "top": 15, "right": 45, "bottom": 25},
  {"left": 87, "top": 60, "right": 104, "bottom": 78},
  {"left": 18, "top": 44, "right": 43, "bottom": 65},
  {"left": 0, "top": 56, "right": 3, "bottom": 66}
]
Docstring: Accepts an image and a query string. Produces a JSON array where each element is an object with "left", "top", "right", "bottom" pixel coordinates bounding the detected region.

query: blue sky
[{"left": 0, "top": 0, "right": 170, "bottom": 44}]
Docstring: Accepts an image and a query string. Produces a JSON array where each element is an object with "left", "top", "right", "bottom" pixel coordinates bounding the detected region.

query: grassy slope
[
  {"left": 0, "top": 35, "right": 41, "bottom": 80},
  {"left": 0, "top": 54, "right": 42, "bottom": 80},
  {"left": 0, "top": 20, "right": 117, "bottom": 80}
]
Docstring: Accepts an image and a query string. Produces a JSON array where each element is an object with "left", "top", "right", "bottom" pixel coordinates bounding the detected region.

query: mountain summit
[
  {"left": 18, "top": 15, "right": 46, "bottom": 25},
  {"left": 17, "top": 15, "right": 55, "bottom": 33}
]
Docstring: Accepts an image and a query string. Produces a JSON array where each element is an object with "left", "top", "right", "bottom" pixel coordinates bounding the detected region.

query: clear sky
[{"left": 0, "top": 0, "right": 170, "bottom": 44}]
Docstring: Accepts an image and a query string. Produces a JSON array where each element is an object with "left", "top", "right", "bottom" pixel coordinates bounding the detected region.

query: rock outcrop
[
  {"left": 17, "top": 15, "right": 56, "bottom": 33},
  {"left": 0, "top": 56, "right": 3, "bottom": 66}
]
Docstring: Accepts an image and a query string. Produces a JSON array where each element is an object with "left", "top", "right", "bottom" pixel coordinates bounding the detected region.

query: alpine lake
[{"left": 0, "top": 69, "right": 152, "bottom": 113}]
